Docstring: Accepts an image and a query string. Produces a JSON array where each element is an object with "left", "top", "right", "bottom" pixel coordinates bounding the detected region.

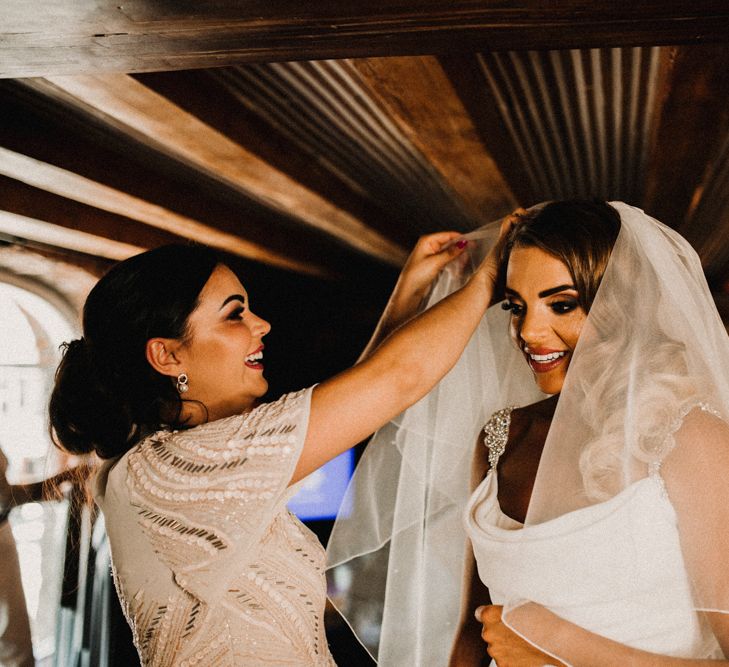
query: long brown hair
[{"left": 50, "top": 244, "right": 220, "bottom": 460}]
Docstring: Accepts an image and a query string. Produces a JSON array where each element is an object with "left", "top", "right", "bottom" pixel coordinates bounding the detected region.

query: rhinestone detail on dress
[{"left": 483, "top": 407, "right": 515, "bottom": 473}]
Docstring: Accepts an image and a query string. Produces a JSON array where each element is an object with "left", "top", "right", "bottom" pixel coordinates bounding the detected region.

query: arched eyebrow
[
  {"left": 220, "top": 294, "right": 246, "bottom": 310},
  {"left": 538, "top": 284, "right": 576, "bottom": 298},
  {"left": 504, "top": 284, "right": 576, "bottom": 299}
]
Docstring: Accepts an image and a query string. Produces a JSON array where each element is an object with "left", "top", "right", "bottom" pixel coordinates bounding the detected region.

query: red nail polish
[{"left": 456, "top": 239, "right": 467, "bottom": 249}]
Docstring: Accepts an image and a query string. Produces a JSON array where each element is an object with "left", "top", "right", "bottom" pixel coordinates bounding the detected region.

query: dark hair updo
[
  {"left": 50, "top": 244, "right": 220, "bottom": 459},
  {"left": 504, "top": 199, "right": 622, "bottom": 311}
]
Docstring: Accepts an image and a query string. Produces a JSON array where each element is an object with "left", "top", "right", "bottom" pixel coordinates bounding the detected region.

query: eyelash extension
[
  {"left": 501, "top": 301, "right": 524, "bottom": 316},
  {"left": 550, "top": 300, "right": 578, "bottom": 314},
  {"left": 501, "top": 299, "right": 578, "bottom": 316}
]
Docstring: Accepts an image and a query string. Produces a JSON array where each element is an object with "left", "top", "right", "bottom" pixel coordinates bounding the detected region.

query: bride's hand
[{"left": 477, "top": 604, "right": 564, "bottom": 667}]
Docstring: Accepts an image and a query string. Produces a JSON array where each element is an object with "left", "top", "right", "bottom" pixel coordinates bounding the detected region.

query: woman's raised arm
[
  {"left": 357, "top": 230, "right": 466, "bottom": 362},
  {"left": 292, "top": 216, "right": 516, "bottom": 484}
]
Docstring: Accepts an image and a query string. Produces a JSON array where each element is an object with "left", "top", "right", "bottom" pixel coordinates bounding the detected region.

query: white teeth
[
  {"left": 529, "top": 351, "right": 566, "bottom": 362},
  {"left": 245, "top": 351, "right": 263, "bottom": 363}
]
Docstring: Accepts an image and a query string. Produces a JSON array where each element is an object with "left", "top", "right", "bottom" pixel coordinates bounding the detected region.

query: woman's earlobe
[{"left": 145, "top": 338, "right": 182, "bottom": 377}]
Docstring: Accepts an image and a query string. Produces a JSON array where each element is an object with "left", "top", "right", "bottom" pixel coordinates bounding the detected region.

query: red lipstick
[
  {"left": 524, "top": 347, "right": 568, "bottom": 374},
  {"left": 245, "top": 345, "right": 265, "bottom": 370}
]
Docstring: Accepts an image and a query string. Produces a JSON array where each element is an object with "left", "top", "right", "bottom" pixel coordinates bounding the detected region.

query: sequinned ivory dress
[
  {"left": 465, "top": 407, "right": 724, "bottom": 664},
  {"left": 94, "top": 388, "right": 337, "bottom": 666}
]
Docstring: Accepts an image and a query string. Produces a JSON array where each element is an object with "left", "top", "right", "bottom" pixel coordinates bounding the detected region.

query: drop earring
[{"left": 176, "top": 372, "right": 189, "bottom": 394}]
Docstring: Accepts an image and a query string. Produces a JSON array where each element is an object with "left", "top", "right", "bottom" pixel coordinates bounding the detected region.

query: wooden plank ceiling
[{"left": 0, "top": 1, "right": 729, "bottom": 319}]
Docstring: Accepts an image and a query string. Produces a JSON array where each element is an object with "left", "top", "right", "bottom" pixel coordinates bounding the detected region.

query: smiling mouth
[
  {"left": 245, "top": 347, "right": 264, "bottom": 369},
  {"left": 525, "top": 350, "right": 567, "bottom": 373}
]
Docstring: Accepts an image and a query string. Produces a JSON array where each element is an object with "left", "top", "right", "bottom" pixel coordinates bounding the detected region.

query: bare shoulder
[
  {"left": 662, "top": 402, "right": 729, "bottom": 483},
  {"left": 508, "top": 394, "right": 557, "bottom": 439},
  {"left": 670, "top": 403, "right": 729, "bottom": 453}
]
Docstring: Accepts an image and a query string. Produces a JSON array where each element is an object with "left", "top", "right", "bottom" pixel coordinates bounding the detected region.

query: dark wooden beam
[
  {"left": 208, "top": 61, "right": 480, "bottom": 236},
  {"left": 19, "top": 75, "right": 406, "bottom": 265},
  {"left": 0, "top": 81, "right": 401, "bottom": 277},
  {"left": 0, "top": 241, "right": 112, "bottom": 281},
  {"left": 348, "top": 56, "right": 517, "bottom": 226},
  {"left": 643, "top": 44, "right": 729, "bottom": 232},
  {"left": 0, "top": 175, "right": 185, "bottom": 250},
  {"left": 439, "top": 54, "right": 538, "bottom": 206},
  {"left": 2, "top": 2, "right": 729, "bottom": 77},
  {"left": 133, "top": 69, "right": 415, "bottom": 247}
]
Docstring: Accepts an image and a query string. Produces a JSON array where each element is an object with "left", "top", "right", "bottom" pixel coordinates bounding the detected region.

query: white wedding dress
[
  {"left": 326, "top": 203, "right": 729, "bottom": 664},
  {"left": 465, "top": 408, "right": 724, "bottom": 663}
]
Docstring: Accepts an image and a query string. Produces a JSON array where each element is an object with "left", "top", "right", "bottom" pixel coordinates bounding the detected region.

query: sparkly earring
[{"left": 176, "top": 372, "right": 189, "bottom": 394}]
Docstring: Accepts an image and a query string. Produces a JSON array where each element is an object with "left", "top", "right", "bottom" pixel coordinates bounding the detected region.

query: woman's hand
[
  {"left": 472, "top": 208, "right": 527, "bottom": 289},
  {"left": 358, "top": 230, "right": 469, "bottom": 361},
  {"left": 393, "top": 230, "right": 470, "bottom": 316},
  {"left": 477, "top": 604, "right": 563, "bottom": 667},
  {"left": 378, "top": 229, "right": 470, "bottom": 331}
]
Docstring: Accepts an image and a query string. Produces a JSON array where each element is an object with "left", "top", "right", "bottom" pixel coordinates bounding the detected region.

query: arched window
[{"left": 0, "top": 278, "right": 78, "bottom": 662}]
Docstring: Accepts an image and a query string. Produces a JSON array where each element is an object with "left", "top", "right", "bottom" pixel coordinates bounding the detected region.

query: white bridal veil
[{"left": 326, "top": 202, "right": 729, "bottom": 664}]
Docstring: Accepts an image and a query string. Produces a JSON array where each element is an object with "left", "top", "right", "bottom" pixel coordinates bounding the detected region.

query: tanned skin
[{"left": 449, "top": 393, "right": 558, "bottom": 666}]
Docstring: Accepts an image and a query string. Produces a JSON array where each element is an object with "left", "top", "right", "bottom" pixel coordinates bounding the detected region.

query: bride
[{"left": 327, "top": 200, "right": 729, "bottom": 665}]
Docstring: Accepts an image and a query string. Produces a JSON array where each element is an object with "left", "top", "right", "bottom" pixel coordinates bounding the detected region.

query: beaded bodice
[{"left": 95, "top": 388, "right": 336, "bottom": 667}]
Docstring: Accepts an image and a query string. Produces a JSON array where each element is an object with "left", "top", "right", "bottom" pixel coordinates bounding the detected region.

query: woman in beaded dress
[
  {"left": 327, "top": 200, "right": 729, "bottom": 665},
  {"left": 47, "top": 224, "right": 516, "bottom": 667}
]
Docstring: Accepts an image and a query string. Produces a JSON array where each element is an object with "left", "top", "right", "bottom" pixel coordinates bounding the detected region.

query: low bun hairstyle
[
  {"left": 50, "top": 244, "right": 220, "bottom": 459},
  {"left": 504, "top": 200, "right": 622, "bottom": 311}
]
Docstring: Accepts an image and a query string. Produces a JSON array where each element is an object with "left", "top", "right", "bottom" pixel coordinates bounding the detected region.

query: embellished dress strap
[
  {"left": 483, "top": 407, "right": 515, "bottom": 472},
  {"left": 648, "top": 400, "right": 722, "bottom": 479}
]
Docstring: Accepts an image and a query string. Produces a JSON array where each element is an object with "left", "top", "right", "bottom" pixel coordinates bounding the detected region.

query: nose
[
  {"left": 517, "top": 307, "right": 548, "bottom": 348},
  {"left": 251, "top": 312, "right": 271, "bottom": 338}
]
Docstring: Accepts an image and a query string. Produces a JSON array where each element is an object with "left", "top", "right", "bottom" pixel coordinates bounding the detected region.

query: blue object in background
[{"left": 288, "top": 449, "right": 354, "bottom": 521}]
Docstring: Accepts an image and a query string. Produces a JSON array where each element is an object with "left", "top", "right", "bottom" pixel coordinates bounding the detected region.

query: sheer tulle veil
[{"left": 326, "top": 202, "right": 729, "bottom": 664}]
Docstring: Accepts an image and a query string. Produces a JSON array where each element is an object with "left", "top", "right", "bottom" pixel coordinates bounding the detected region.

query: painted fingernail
[{"left": 456, "top": 239, "right": 468, "bottom": 249}]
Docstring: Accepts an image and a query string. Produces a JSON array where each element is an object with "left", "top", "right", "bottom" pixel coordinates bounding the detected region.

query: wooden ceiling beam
[
  {"left": 2, "top": 2, "right": 729, "bottom": 77},
  {"left": 209, "top": 61, "right": 480, "bottom": 236},
  {"left": 133, "top": 69, "right": 415, "bottom": 247},
  {"left": 0, "top": 146, "right": 325, "bottom": 276},
  {"left": 0, "top": 173, "right": 185, "bottom": 250},
  {"left": 0, "top": 210, "right": 143, "bottom": 262},
  {"left": 643, "top": 44, "right": 729, "bottom": 234},
  {"left": 0, "top": 83, "right": 375, "bottom": 278},
  {"left": 20, "top": 75, "right": 407, "bottom": 266},
  {"left": 347, "top": 56, "right": 517, "bottom": 226},
  {"left": 439, "top": 54, "right": 538, "bottom": 206}
]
